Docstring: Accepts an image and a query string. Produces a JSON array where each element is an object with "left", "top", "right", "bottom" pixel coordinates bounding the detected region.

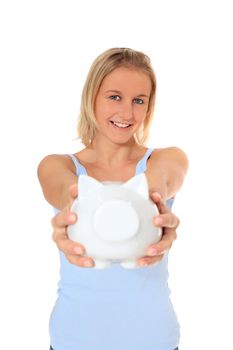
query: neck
[{"left": 87, "top": 135, "right": 143, "bottom": 167}]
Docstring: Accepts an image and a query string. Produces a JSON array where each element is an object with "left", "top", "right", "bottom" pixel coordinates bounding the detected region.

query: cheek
[
  {"left": 97, "top": 105, "right": 119, "bottom": 121},
  {"left": 134, "top": 106, "right": 148, "bottom": 120}
]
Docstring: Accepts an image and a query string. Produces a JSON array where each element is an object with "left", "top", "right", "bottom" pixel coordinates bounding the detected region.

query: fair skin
[{"left": 38, "top": 67, "right": 188, "bottom": 268}]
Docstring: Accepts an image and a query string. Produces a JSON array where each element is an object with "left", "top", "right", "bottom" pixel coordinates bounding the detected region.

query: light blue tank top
[{"left": 50, "top": 148, "right": 180, "bottom": 350}]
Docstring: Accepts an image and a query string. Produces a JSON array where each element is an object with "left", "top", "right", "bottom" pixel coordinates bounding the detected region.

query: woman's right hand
[{"left": 51, "top": 184, "right": 95, "bottom": 268}]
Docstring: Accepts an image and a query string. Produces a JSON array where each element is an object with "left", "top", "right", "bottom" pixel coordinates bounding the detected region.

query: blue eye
[
  {"left": 134, "top": 98, "right": 144, "bottom": 104},
  {"left": 110, "top": 95, "right": 121, "bottom": 101}
]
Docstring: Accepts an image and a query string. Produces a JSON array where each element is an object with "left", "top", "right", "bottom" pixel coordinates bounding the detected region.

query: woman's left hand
[{"left": 137, "top": 192, "right": 180, "bottom": 267}]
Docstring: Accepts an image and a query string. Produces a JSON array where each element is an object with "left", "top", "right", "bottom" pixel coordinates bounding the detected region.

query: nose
[{"left": 118, "top": 100, "right": 134, "bottom": 121}]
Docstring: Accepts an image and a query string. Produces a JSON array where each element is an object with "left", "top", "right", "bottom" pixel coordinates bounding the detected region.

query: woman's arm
[
  {"left": 38, "top": 147, "right": 189, "bottom": 208},
  {"left": 146, "top": 147, "right": 189, "bottom": 201},
  {"left": 37, "top": 154, "right": 78, "bottom": 209},
  {"left": 37, "top": 148, "right": 187, "bottom": 268}
]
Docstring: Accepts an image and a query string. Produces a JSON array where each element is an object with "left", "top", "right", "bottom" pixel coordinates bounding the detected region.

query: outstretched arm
[
  {"left": 146, "top": 147, "right": 189, "bottom": 201},
  {"left": 37, "top": 154, "right": 78, "bottom": 209},
  {"left": 38, "top": 147, "right": 189, "bottom": 209}
]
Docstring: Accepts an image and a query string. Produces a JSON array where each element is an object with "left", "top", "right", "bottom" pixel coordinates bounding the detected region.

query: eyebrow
[{"left": 105, "top": 90, "right": 149, "bottom": 98}]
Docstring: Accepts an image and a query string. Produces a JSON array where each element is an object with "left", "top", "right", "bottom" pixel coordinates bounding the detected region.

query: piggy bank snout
[{"left": 93, "top": 200, "right": 139, "bottom": 243}]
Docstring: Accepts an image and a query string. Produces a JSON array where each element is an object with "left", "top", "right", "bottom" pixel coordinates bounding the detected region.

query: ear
[
  {"left": 78, "top": 175, "right": 104, "bottom": 198},
  {"left": 123, "top": 173, "right": 149, "bottom": 199}
]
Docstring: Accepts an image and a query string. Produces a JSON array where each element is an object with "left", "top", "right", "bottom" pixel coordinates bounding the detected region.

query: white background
[{"left": 0, "top": 1, "right": 232, "bottom": 349}]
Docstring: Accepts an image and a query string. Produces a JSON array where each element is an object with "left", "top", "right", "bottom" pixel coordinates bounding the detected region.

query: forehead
[{"left": 100, "top": 67, "right": 151, "bottom": 94}]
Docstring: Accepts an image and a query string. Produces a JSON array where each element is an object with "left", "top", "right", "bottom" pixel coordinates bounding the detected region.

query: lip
[
  {"left": 109, "top": 121, "right": 133, "bottom": 130},
  {"left": 110, "top": 120, "right": 133, "bottom": 126}
]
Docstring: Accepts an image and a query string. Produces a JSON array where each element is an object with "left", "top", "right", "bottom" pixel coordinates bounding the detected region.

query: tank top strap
[
  {"left": 67, "top": 154, "right": 88, "bottom": 176},
  {"left": 68, "top": 150, "right": 174, "bottom": 208},
  {"left": 135, "top": 147, "right": 155, "bottom": 175},
  {"left": 69, "top": 149, "right": 155, "bottom": 177}
]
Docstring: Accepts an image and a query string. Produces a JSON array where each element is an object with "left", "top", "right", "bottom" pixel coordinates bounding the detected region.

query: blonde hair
[{"left": 77, "top": 48, "right": 156, "bottom": 147}]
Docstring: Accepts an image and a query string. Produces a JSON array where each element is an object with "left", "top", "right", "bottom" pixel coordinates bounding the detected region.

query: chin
[{"left": 104, "top": 136, "right": 126, "bottom": 144}]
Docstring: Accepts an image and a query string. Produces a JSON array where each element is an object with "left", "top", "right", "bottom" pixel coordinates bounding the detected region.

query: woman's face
[{"left": 94, "top": 67, "right": 152, "bottom": 144}]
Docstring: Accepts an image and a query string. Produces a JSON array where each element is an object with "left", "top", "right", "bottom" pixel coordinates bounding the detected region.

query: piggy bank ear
[
  {"left": 123, "top": 173, "right": 149, "bottom": 199},
  {"left": 78, "top": 175, "right": 103, "bottom": 198}
]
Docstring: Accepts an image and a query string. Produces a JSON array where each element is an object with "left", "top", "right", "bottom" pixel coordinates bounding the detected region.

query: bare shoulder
[
  {"left": 149, "top": 147, "right": 189, "bottom": 173},
  {"left": 37, "top": 154, "right": 77, "bottom": 191},
  {"left": 38, "top": 153, "right": 76, "bottom": 174}
]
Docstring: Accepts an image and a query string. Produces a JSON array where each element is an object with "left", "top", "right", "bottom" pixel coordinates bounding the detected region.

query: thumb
[{"left": 68, "top": 183, "right": 78, "bottom": 208}]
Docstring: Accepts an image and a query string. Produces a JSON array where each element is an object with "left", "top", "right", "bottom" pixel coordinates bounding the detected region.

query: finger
[
  {"left": 151, "top": 193, "right": 170, "bottom": 214},
  {"left": 153, "top": 228, "right": 177, "bottom": 253},
  {"left": 52, "top": 227, "right": 67, "bottom": 242},
  {"left": 138, "top": 254, "right": 164, "bottom": 267},
  {"left": 162, "top": 227, "right": 177, "bottom": 243},
  {"left": 153, "top": 213, "right": 180, "bottom": 229},
  {"left": 51, "top": 207, "right": 77, "bottom": 229},
  {"left": 51, "top": 225, "right": 84, "bottom": 256},
  {"left": 146, "top": 227, "right": 177, "bottom": 256},
  {"left": 64, "top": 183, "right": 78, "bottom": 208},
  {"left": 54, "top": 232, "right": 86, "bottom": 256},
  {"left": 66, "top": 254, "right": 95, "bottom": 268},
  {"left": 69, "top": 183, "right": 78, "bottom": 200},
  {"left": 150, "top": 191, "right": 163, "bottom": 203}
]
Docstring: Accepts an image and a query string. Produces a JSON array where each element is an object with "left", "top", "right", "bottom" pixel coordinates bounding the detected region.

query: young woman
[{"left": 38, "top": 47, "right": 188, "bottom": 350}]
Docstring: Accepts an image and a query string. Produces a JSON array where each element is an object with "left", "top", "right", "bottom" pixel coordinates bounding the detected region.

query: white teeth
[{"left": 112, "top": 121, "right": 130, "bottom": 128}]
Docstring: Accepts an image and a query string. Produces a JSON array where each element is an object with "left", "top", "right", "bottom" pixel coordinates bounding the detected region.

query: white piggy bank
[{"left": 68, "top": 173, "right": 162, "bottom": 269}]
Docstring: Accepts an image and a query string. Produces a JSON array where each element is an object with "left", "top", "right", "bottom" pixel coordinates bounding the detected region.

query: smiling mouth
[{"left": 110, "top": 121, "right": 133, "bottom": 128}]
